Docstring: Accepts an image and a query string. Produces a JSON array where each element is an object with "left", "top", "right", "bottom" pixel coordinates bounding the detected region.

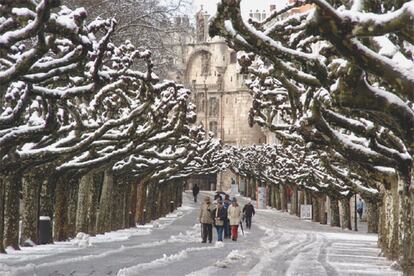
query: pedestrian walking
[
  {"left": 212, "top": 199, "right": 227, "bottom": 242},
  {"left": 357, "top": 198, "right": 364, "bottom": 220},
  {"left": 242, "top": 201, "right": 255, "bottom": 229},
  {"left": 223, "top": 195, "right": 231, "bottom": 239},
  {"left": 228, "top": 197, "right": 242, "bottom": 241},
  {"left": 192, "top": 184, "right": 200, "bottom": 202},
  {"left": 199, "top": 196, "right": 214, "bottom": 243}
]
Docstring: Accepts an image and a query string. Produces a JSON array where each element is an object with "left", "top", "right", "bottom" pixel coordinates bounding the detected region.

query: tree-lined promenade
[
  {"left": 1, "top": 0, "right": 414, "bottom": 275},
  {"left": 0, "top": 0, "right": 223, "bottom": 254},
  {"left": 210, "top": 0, "right": 414, "bottom": 274}
]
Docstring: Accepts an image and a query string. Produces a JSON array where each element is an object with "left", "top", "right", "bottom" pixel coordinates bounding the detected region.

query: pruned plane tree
[
  {"left": 0, "top": 0, "right": 225, "bottom": 253},
  {"left": 210, "top": 0, "right": 414, "bottom": 272}
]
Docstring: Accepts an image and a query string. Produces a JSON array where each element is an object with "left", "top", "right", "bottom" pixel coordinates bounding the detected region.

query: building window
[
  {"left": 209, "top": 97, "right": 219, "bottom": 116},
  {"left": 209, "top": 121, "right": 218, "bottom": 137},
  {"left": 201, "top": 51, "right": 211, "bottom": 76},
  {"left": 230, "top": 51, "right": 237, "bottom": 64},
  {"left": 197, "top": 93, "right": 205, "bottom": 112}
]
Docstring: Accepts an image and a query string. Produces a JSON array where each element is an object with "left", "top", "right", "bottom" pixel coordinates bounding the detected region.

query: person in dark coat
[
  {"left": 192, "top": 184, "right": 200, "bottom": 202},
  {"left": 242, "top": 201, "right": 256, "bottom": 229},
  {"left": 212, "top": 199, "right": 227, "bottom": 241},
  {"left": 223, "top": 195, "right": 231, "bottom": 238}
]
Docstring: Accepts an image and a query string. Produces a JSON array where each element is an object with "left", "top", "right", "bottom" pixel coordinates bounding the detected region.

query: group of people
[{"left": 196, "top": 189, "right": 256, "bottom": 243}]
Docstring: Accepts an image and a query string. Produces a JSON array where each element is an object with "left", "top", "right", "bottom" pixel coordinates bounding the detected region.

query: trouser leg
[
  {"left": 216, "top": 226, "right": 223, "bottom": 241},
  {"left": 231, "top": 225, "right": 238, "bottom": 240},
  {"left": 246, "top": 216, "right": 252, "bottom": 229},
  {"left": 207, "top": 224, "right": 212, "bottom": 242},
  {"left": 224, "top": 220, "right": 230, "bottom": 238},
  {"left": 202, "top": 223, "right": 208, "bottom": 242}
]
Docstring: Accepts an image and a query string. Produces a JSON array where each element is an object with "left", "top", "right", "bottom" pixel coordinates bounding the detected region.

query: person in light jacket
[
  {"left": 199, "top": 196, "right": 214, "bottom": 243},
  {"left": 228, "top": 197, "right": 242, "bottom": 241}
]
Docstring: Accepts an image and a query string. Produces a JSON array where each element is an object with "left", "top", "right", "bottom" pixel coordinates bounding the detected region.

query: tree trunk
[
  {"left": 88, "top": 172, "right": 102, "bottom": 236},
  {"left": 0, "top": 176, "right": 5, "bottom": 253},
  {"left": 319, "top": 196, "right": 327, "bottom": 225},
  {"left": 67, "top": 178, "right": 79, "bottom": 239},
  {"left": 54, "top": 175, "right": 70, "bottom": 241},
  {"left": 330, "top": 197, "right": 340, "bottom": 227},
  {"left": 275, "top": 186, "right": 281, "bottom": 210},
  {"left": 97, "top": 169, "right": 114, "bottom": 234},
  {"left": 312, "top": 195, "right": 320, "bottom": 222},
  {"left": 20, "top": 170, "right": 43, "bottom": 246},
  {"left": 145, "top": 182, "right": 156, "bottom": 222},
  {"left": 111, "top": 178, "right": 124, "bottom": 231},
  {"left": 76, "top": 172, "right": 94, "bottom": 234},
  {"left": 290, "top": 185, "right": 298, "bottom": 216},
  {"left": 377, "top": 176, "right": 400, "bottom": 260},
  {"left": 268, "top": 186, "right": 274, "bottom": 208},
  {"left": 122, "top": 181, "right": 131, "bottom": 229},
  {"left": 129, "top": 181, "right": 137, "bottom": 227},
  {"left": 178, "top": 182, "right": 183, "bottom": 207},
  {"left": 340, "top": 197, "right": 352, "bottom": 230},
  {"left": 135, "top": 179, "right": 148, "bottom": 225},
  {"left": 281, "top": 186, "right": 288, "bottom": 212},
  {"left": 365, "top": 200, "right": 379, "bottom": 233},
  {"left": 4, "top": 173, "right": 22, "bottom": 250},
  {"left": 398, "top": 172, "right": 414, "bottom": 274},
  {"left": 40, "top": 173, "right": 57, "bottom": 220}
]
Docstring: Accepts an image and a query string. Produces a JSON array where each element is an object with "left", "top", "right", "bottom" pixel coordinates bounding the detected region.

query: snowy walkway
[{"left": 0, "top": 192, "right": 401, "bottom": 276}]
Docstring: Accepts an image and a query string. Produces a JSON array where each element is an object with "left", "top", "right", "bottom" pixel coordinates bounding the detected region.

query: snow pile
[
  {"left": 88, "top": 227, "right": 152, "bottom": 244},
  {"left": 215, "top": 250, "right": 246, "bottom": 268},
  {"left": 117, "top": 242, "right": 225, "bottom": 276},
  {"left": 168, "top": 224, "right": 201, "bottom": 243},
  {"left": 70, "top": 232, "right": 91, "bottom": 248}
]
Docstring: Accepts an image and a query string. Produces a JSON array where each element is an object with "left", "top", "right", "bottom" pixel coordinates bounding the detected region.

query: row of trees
[
  {"left": 226, "top": 144, "right": 380, "bottom": 231},
  {"left": 0, "top": 0, "right": 223, "bottom": 252},
  {"left": 210, "top": 0, "right": 414, "bottom": 273}
]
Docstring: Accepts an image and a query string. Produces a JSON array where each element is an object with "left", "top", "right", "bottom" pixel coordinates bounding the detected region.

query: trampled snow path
[{"left": 0, "top": 192, "right": 401, "bottom": 276}]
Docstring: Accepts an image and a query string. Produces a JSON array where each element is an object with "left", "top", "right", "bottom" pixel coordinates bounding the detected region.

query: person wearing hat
[
  {"left": 199, "top": 196, "right": 214, "bottom": 243},
  {"left": 212, "top": 199, "right": 227, "bottom": 242},
  {"left": 242, "top": 200, "right": 256, "bottom": 229},
  {"left": 227, "top": 197, "right": 242, "bottom": 241}
]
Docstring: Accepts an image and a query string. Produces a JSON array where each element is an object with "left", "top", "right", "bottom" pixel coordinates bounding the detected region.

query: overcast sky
[{"left": 189, "top": 0, "right": 289, "bottom": 17}]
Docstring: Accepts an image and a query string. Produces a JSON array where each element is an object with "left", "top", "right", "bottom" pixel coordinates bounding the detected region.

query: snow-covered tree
[
  {"left": 210, "top": 0, "right": 414, "bottom": 271},
  {"left": 65, "top": 0, "right": 191, "bottom": 77},
  {"left": 0, "top": 0, "right": 222, "bottom": 252}
]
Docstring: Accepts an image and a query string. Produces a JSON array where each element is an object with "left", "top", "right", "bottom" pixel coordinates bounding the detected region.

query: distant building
[
  {"left": 169, "top": 7, "right": 271, "bottom": 191},
  {"left": 169, "top": 3, "right": 311, "bottom": 191}
]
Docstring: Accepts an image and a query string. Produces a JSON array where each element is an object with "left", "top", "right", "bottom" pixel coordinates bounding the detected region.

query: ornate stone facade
[{"left": 169, "top": 8, "right": 267, "bottom": 190}]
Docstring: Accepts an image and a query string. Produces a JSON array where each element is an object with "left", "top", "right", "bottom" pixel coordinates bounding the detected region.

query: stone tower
[{"left": 169, "top": 8, "right": 267, "bottom": 191}]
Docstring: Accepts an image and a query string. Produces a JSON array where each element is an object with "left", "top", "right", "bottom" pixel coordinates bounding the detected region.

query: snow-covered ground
[{"left": 0, "top": 192, "right": 401, "bottom": 276}]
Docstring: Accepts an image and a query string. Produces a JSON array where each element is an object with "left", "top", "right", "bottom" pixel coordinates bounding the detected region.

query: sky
[{"left": 190, "top": 0, "right": 289, "bottom": 17}]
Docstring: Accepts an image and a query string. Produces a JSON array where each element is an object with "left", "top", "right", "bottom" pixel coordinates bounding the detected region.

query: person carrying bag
[{"left": 213, "top": 199, "right": 226, "bottom": 242}]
